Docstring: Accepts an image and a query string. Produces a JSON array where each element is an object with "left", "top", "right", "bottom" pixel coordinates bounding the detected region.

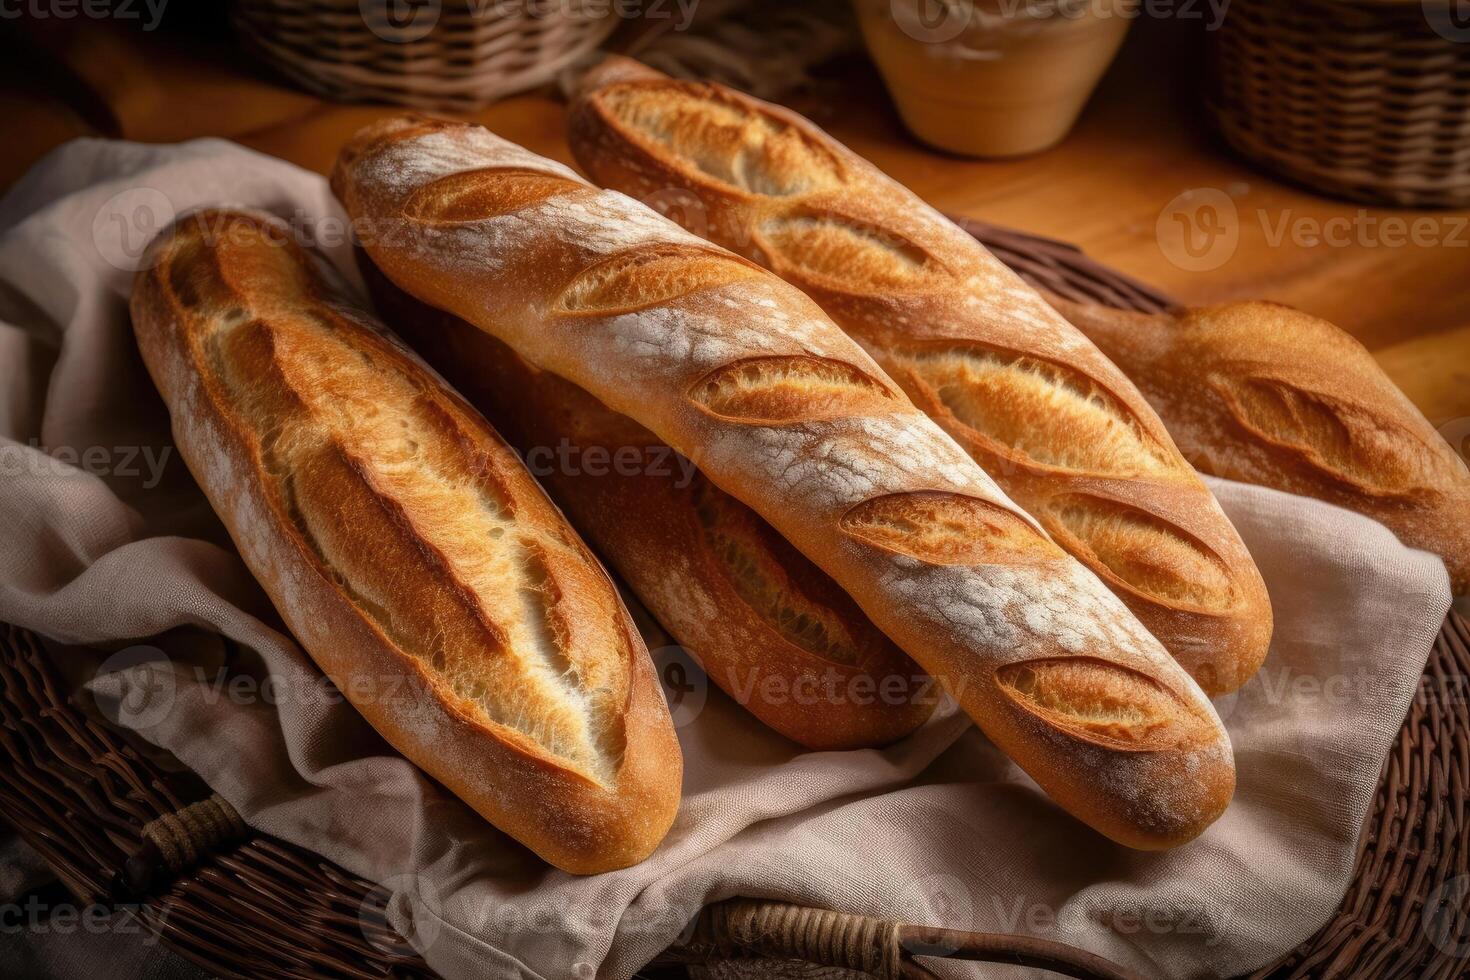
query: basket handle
[
  {"left": 669, "top": 898, "right": 1144, "bottom": 980},
  {"left": 121, "top": 792, "right": 248, "bottom": 895}
]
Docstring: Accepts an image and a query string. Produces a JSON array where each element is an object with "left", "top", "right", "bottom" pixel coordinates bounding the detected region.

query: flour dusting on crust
[
  {"left": 342, "top": 122, "right": 1230, "bottom": 830},
  {"left": 358, "top": 125, "right": 584, "bottom": 198}
]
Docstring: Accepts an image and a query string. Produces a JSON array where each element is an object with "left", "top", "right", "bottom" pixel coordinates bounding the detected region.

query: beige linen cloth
[{"left": 0, "top": 137, "right": 1453, "bottom": 980}]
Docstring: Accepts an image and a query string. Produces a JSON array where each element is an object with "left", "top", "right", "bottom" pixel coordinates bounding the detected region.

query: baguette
[
  {"left": 359, "top": 253, "right": 937, "bottom": 749},
  {"left": 332, "top": 115, "right": 1235, "bottom": 849},
  {"left": 1049, "top": 296, "right": 1470, "bottom": 595},
  {"left": 564, "top": 56, "right": 1273, "bottom": 696},
  {"left": 129, "top": 208, "right": 681, "bottom": 874}
]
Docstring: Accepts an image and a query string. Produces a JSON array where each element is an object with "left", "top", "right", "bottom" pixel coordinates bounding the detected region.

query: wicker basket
[
  {"left": 2, "top": 223, "right": 1466, "bottom": 979},
  {"left": 1207, "top": 0, "right": 1470, "bottom": 208},
  {"left": 230, "top": 0, "right": 619, "bottom": 111}
]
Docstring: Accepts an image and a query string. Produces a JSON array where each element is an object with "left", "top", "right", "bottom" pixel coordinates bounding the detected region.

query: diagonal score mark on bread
[
  {"left": 403, "top": 168, "right": 576, "bottom": 224},
  {"left": 996, "top": 657, "right": 1217, "bottom": 752},
  {"left": 566, "top": 60, "right": 1274, "bottom": 699},
  {"left": 755, "top": 212, "right": 952, "bottom": 292},
  {"left": 886, "top": 345, "right": 1181, "bottom": 478},
  {"left": 334, "top": 114, "right": 1238, "bottom": 848},
  {"left": 158, "top": 217, "right": 628, "bottom": 787},
  {"left": 594, "top": 81, "right": 849, "bottom": 197},
  {"left": 841, "top": 491, "right": 1063, "bottom": 567},
  {"left": 1051, "top": 297, "right": 1470, "bottom": 595},
  {"left": 556, "top": 245, "right": 765, "bottom": 315},
  {"left": 1209, "top": 372, "right": 1462, "bottom": 499},
  {"left": 1174, "top": 299, "right": 1470, "bottom": 502},
  {"left": 1039, "top": 495, "right": 1238, "bottom": 615},
  {"left": 690, "top": 355, "right": 900, "bottom": 424},
  {"left": 689, "top": 478, "right": 864, "bottom": 667}
]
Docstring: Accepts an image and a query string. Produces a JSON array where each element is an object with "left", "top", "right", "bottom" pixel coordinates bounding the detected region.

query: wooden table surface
[{"left": 3, "top": 14, "right": 1467, "bottom": 431}]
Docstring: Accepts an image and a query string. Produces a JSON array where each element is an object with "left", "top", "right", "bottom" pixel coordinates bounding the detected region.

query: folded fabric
[{"left": 0, "top": 137, "right": 1452, "bottom": 979}]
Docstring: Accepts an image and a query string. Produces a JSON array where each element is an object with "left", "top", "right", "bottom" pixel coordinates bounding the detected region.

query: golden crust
[
  {"left": 1053, "top": 296, "right": 1470, "bottom": 596},
  {"left": 565, "top": 56, "right": 1273, "bottom": 697},
  {"left": 359, "top": 254, "right": 937, "bottom": 750},
  {"left": 333, "top": 115, "right": 1237, "bottom": 849},
  {"left": 129, "top": 209, "right": 681, "bottom": 874}
]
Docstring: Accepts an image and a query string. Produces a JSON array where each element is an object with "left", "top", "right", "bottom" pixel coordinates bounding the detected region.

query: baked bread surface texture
[
  {"left": 332, "top": 115, "right": 1236, "bottom": 849},
  {"left": 1052, "top": 296, "right": 1470, "bottom": 595},
  {"left": 129, "top": 208, "right": 681, "bottom": 874},
  {"left": 359, "top": 253, "right": 936, "bottom": 750},
  {"left": 564, "top": 56, "right": 1273, "bottom": 697}
]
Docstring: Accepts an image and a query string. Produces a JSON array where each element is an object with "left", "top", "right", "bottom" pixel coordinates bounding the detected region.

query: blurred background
[{"left": 0, "top": 0, "right": 1465, "bottom": 433}]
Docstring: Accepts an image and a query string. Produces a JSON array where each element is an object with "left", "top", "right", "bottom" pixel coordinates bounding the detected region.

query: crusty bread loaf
[
  {"left": 358, "top": 250, "right": 937, "bottom": 750},
  {"left": 332, "top": 115, "right": 1236, "bottom": 849},
  {"left": 129, "top": 208, "right": 681, "bottom": 874},
  {"left": 1050, "top": 296, "right": 1470, "bottom": 595},
  {"left": 565, "top": 56, "right": 1273, "bottom": 696}
]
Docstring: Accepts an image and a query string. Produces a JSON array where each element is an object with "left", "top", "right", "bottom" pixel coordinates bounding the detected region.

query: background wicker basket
[
  {"left": 230, "top": 0, "right": 618, "bottom": 111},
  {"left": 1, "top": 218, "right": 1466, "bottom": 979},
  {"left": 1207, "top": 0, "right": 1470, "bottom": 208}
]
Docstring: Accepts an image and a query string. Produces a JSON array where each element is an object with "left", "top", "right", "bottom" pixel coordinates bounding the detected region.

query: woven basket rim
[
  {"left": 229, "top": 0, "right": 620, "bottom": 110},
  {"left": 1207, "top": 0, "right": 1470, "bottom": 209},
  {"left": 3, "top": 610, "right": 1463, "bottom": 978}
]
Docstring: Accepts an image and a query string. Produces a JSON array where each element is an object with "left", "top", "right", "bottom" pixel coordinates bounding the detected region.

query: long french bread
[
  {"left": 358, "top": 251, "right": 937, "bottom": 749},
  {"left": 129, "top": 208, "right": 681, "bottom": 874},
  {"left": 565, "top": 56, "right": 1273, "bottom": 697},
  {"left": 1049, "top": 296, "right": 1470, "bottom": 595},
  {"left": 332, "top": 115, "right": 1235, "bottom": 849}
]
